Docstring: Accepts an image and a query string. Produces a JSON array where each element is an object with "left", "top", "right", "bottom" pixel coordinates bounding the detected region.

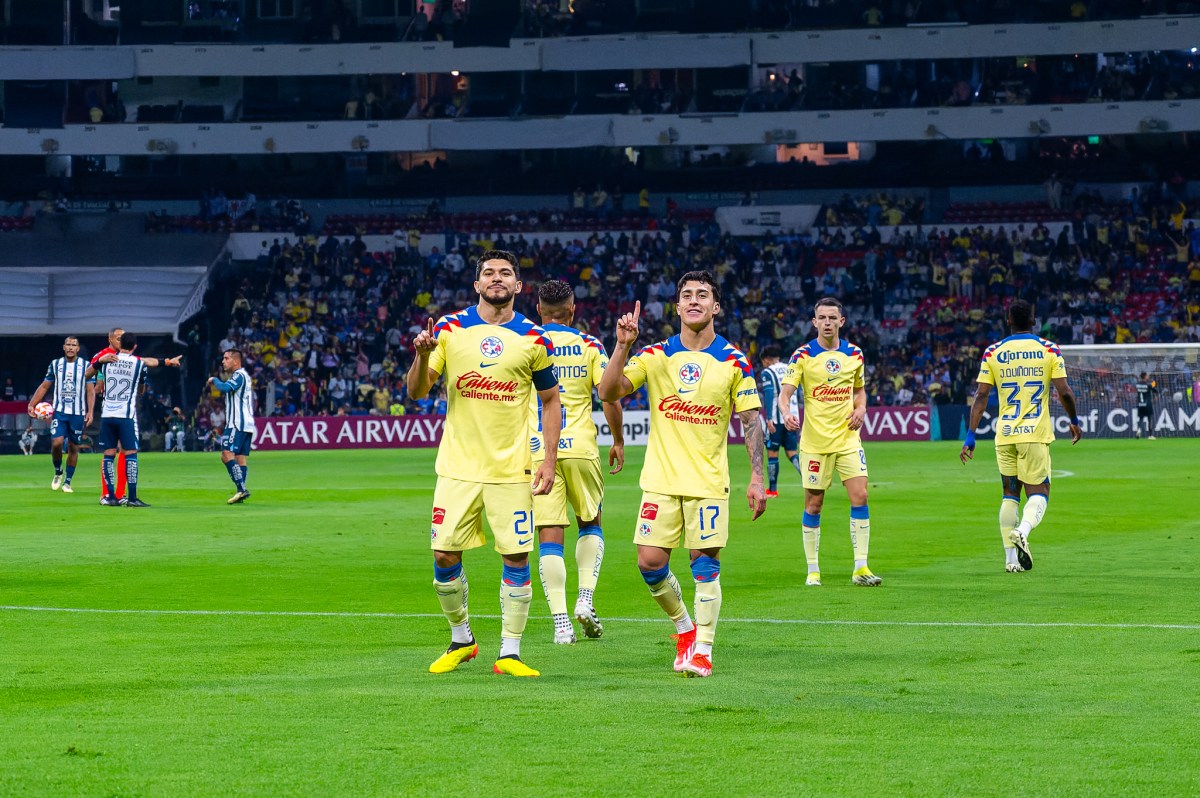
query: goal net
[{"left": 1060, "top": 343, "right": 1200, "bottom": 438}]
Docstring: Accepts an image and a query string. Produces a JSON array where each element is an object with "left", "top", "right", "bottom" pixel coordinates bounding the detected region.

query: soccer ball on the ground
[{"left": 33, "top": 402, "right": 54, "bottom": 420}]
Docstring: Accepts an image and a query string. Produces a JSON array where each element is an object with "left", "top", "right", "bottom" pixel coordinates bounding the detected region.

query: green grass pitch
[{"left": 2, "top": 440, "right": 1199, "bottom": 796}]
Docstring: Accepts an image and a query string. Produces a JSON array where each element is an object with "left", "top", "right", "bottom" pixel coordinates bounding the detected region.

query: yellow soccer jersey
[
  {"left": 784, "top": 339, "right": 866, "bottom": 454},
  {"left": 977, "top": 333, "right": 1066, "bottom": 444},
  {"left": 528, "top": 324, "right": 608, "bottom": 461},
  {"left": 624, "top": 334, "right": 761, "bottom": 499},
  {"left": 430, "top": 306, "right": 556, "bottom": 483}
]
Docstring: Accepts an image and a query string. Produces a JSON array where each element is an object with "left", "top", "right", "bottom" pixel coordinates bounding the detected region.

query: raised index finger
[
  {"left": 426, "top": 318, "right": 435, "bottom": 336},
  {"left": 633, "top": 300, "right": 641, "bottom": 319}
]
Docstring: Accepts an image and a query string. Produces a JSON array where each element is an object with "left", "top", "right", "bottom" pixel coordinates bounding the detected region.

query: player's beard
[{"left": 481, "top": 286, "right": 514, "bottom": 307}]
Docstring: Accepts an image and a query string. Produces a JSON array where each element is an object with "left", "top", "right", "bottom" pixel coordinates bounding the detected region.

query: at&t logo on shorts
[
  {"left": 480, "top": 336, "right": 504, "bottom": 358},
  {"left": 825, "top": 359, "right": 842, "bottom": 376},
  {"left": 678, "top": 363, "right": 702, "bottom": 385}
]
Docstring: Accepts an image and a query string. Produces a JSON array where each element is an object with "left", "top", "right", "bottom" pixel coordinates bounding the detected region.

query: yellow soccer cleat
[
  {"left": 805, "top": 571, "right": 822, "bottom": 587},
  {"left": 493, "top": 655, "right": 540, "bottom": 677},
  {"left": 429, "top": 643, "right": 478, "bottom": 674},
  {"left": 851, "top": 566, "right": 882, "bottom": 586}
]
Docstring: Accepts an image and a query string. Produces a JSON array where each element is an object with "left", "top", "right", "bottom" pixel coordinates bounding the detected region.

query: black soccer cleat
[
  {"left": 99, "top": 496, "right": 121, "bottom": 507},
  {"left": 125, "top": 498, "right": 152, "bottom": 508},
  {"left": 1009, "top": 530, "right": 1033, "bottom": 571}
]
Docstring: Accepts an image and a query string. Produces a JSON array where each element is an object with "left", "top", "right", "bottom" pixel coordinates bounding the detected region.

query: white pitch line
[{"left": 2, "top": 605, "right": 1197, "bottom": 631}]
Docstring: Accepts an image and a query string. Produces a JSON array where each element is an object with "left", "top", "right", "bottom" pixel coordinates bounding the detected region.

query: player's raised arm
[
  {"left": 779, "top": 383, "right": 800, "bottom": 431},
  {"left": 1053, "top": 376, "right": 1083, "bottom": 445},
  {"left": 738, "top": 408, "right": 767, "bottom": 520},
  {"left": 960, "top": 382, "right": 992, "bottom": 464},
  {"left": 597, "top": 301, "right": 640, "bottom": 402},
  {"left": 407, "top": 318, "right": 439, "bottom": 400}
]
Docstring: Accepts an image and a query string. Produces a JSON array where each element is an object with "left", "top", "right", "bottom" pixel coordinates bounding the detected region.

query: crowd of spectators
[{"left": 197, "top": 184, "right": 1199, "bottom": 419}]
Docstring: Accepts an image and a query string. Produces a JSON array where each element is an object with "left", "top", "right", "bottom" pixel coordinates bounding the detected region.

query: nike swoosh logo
[
  {"left": 678, "top": 388, "right": 695, "bottom": 394},
  {"left": 480, "top": 362, "right": 497, "bottom": 368},
  {"left": 517, "top": 537, "right": 532, "bottom": 545},
  {"left": 508, "top": 592, "right": 527, "bottom": 598},
  {"left": 699, "top": 596, "right": 717, "bottom": 602},
  {"left": 826, "top": 377, "right": 837, "bottom": 382},
  {"left": 699, "top": 533, "right": 718, "bottom": 540}
]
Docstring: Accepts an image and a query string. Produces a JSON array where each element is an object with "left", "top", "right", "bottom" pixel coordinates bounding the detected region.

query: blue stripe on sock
[
  {"left": 577, "top": 525, "right": 603, "bottom": 539},
  {"left": 539, "top": 542, "right": 565, "bottom": 557},
  {"left": 802, "top": 512, "right": 821, "bottom": 527},
  {"left": 690, "top": 555, "right": 720, "bottom": 582},
  {"left": 640, "top": 564, "right": 670, "bottom": 585},
  {"left": 1002, "top": 495, "right": 1020, "bottom": 502},
  {"left": 434, "top": 562, "right": 463, "bottom": 582},
  {"left": 850, "top": 504, "right": 870, "bottom": 520},
  {"left": 502, "top": 564, "right": 531, "bottom": 586}
]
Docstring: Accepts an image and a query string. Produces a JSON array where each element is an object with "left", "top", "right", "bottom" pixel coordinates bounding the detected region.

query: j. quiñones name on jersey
[
  {"left": 431, "top": 306, "right": 556, "bottom": 484},
  {"left": 977, "top": 333, "right": 1066, "bottom": 444},
  {"left": 528, "top": 324, "right": 608, "bottom": 461},
  {"left": 624, "top": 334, "right": 760, "bottom": 499},
  {"left": 784, "top": 339, "right": 865, "bottom": 454}
]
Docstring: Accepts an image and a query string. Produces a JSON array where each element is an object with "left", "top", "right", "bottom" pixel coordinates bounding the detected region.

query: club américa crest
[
  {"left": 480, "top": 336, "right": 504, "bottom": 358},
  {"left": 678, "top": 362, "right": 702, "bottom": 385},
  {"left": 824, "top": 359, "right": 842, "bottom": 376}
]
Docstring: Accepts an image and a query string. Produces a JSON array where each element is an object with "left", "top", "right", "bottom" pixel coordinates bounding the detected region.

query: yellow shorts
[
  {"left": 633, "top": 491, "right": 729, "bottom": 550},
  {"left": 533, "top": 457, "right": 604, "bottom": 528},
  {"left": 995, "top": 442, "right": 1052, "bottom": 484},
  {"left": 800, "top": 447, "right": 869, "bottom": 491},
  {"left": 430, "top": 476, "right": 534, "bottom": 555}
]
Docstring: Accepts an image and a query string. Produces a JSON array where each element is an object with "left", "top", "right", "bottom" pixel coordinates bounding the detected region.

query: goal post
[{"left": 1060, "top": 343, "right": 1200, "bottom": 438}]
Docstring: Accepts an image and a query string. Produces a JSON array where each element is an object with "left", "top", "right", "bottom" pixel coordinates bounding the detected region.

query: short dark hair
[
  {"left": 225, "top": 348, "right": 244, "bottom": 363},
  {"left": 1007, "top": 299, "right": 1034, "bottom": 332},
  {"left": 761, "top": 345, "right": 781, "bottom": 361},
  {"left": 119, "top": 331, "right": 137, "bottom": 349},
  {"left": 676, "top": 270, "right": 721, "bottom": 303},
  {"left": 538, "top": 279, "right": 574, "bottom": 306},
  {"left": 63, "top": 335, "right": 79, "bottom": 345},
  {"left": 476, "top": 249, "right": 520, "bottom": 280},
  {"left": 814, "top": 297, "right": 844, "bottom": 317},
  {"left": 109, "top": 327, "right": 123, "bottom": 336}
]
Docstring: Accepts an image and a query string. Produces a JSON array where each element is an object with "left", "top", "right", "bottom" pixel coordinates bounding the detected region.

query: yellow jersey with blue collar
[
  {"left": 783, "top": 338, "right": 865, "bottom": 454},
  {"left": 624, "top": 334, "right": 761, "bottom": 499},
  {"left": 430, "top": 306, "right": 556, "bottom": 483},
  {"left": 977, "top": 333, "right": 1066, "bottom": 444},
  {"left": 528, "top": 323, "right": 609, "bottom": 461}
]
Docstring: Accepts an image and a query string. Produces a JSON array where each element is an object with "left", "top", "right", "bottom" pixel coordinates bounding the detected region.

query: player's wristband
[
  {"left": 1070, "top": 416, "right": 1080, "bottom": 426},
  {"left": 964, "top": 431, "right": 976, "bottom": 449}
]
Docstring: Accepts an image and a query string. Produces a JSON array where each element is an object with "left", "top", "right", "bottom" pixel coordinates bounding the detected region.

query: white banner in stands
[{"left": 714, "top": 205, "right": 822, "bottom": 236}]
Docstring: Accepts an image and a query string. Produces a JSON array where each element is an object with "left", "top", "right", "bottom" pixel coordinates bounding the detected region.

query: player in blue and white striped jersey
[
  {"left": 27, "top": 336, "right": 96, "bottom": 493},
  {"left": 208, "top": 348, "right": 256, "bottom": 504},
  {"left": 758, "top": 346, "right": 801, "bottom": 498},
  {"left": 96, "top": 331, "right": 153, "bottom": 507}
]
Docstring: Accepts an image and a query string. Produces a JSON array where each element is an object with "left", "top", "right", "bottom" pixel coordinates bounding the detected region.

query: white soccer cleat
[
  {"left": 805, "top": 571, "right": 822, "bottom": 586},
  {"left": 851, "top": 566, "right": 882, "bottom": 586},
  {"left": 574, "top": 601, "right": 604, "bottom": 639},
  {"left": 1005, "top": 562, "right": 1025, "bottom": 573},
  {"left": 51, "top": 474, "right": 64, "bottom": 490},
  {"left": 61, "top": 483, "right": 74, "bottom": 494},
  {"left": 1147, "top": 435, "right": 1157, "bottom": 441},
  {"left": 1008, "top": 530, "right": 1033, "bottom": 571},
  {"left": 553, "top": 628, "right": 577, "bottom": 645}
]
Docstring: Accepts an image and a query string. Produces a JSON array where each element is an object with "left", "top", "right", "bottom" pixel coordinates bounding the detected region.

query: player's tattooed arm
[{"left": 739, "top": 408, "right": 767, "bottom": 520}]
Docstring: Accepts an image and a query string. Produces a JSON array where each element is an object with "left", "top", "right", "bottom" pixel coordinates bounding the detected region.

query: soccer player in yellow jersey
[
  {"left": 961, "top": 300, "right": 1082, "bottom": 572},
  {"left": 599, "top": 270, "right": 766, "bottom": 678},
  {"left": 529, "top": 280, "right": 626, "bottom": 644},
  {"left": 408, "top": 250, "right": 563, "bottom": 678},
  {"left": 779, "top": 298, "right": 881, "bottom": 587}
]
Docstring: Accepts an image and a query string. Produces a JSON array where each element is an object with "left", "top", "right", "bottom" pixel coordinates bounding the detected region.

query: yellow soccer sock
[
  {"left": 576, "top": 525, "right": 604, "bottom": 596},
  {"left": 999, "top": 497, "right": 1020, "bottom": 549},
  {"left": 642, "top": 564, "right": 692, "bottom": 632},
  {"left": 850, "top": 505, "right": 870, "bottom": 567},
  {"left": 692, "top": 556, "right": 722, "bottom": 654},
  {"left": 433, "top": 562, "right": 471, "bottom": 641},
  {"left": 801, "top": 511, "right": 821, "bottom": 573},
  {"left": 537, "top": 543, "right": 568, "bottom": 616},
  {"left": 500, "top": 564, "right": 533, "bottom": 644}
]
